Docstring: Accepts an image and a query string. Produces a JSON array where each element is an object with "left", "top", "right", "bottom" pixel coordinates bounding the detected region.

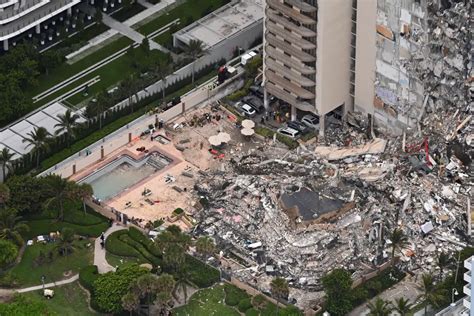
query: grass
[
  {"left": 111, "top": 3, "right": 146, "bottom": 22},
  {"left": 38, "top": 68, "right": 217, "bottom": 173},
  {"left": 137, "top": 0, "right": 230, "bottom": 35},
  {"left": 21, "top": 281, "right": 98, "bottom": 315},
  {"left": 49, "top": 22, "right": 110, "bottom": 52},
  {"left": 105, "top": 252, "right": 144, "bottom": 269},
  {"left": 9, "top": 239, "right": 94, "bottom": 287},
  {"left": 174, "top": 284, "right": 241, "bottom": 316}
]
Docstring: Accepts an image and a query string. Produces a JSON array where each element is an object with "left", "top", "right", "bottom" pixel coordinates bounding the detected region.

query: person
[
  {"left": 158, "top": 119, "right": 164, "bottom": 129},
  {"left": 100, "top": 232, "right": 105, "bottom": 242},
  {"left": 260, "top": 116, "right": 264, "bottom": 124},
  {"left": 100, "top": 240, "right": 105, "bottom": 249}
]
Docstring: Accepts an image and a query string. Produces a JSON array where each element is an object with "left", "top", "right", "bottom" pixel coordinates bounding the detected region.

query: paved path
[
  {"left": 137, "top": 0, "right": 153, "bottom": 8},
  {"left": 102, "top": 14, "right": 171, "bottom": 54},
  {"left": 93, "top": 223, "right": 127, "bottom": 273},
  {"left": 16, "top": 274, "right": 79, "bottom": 293}
]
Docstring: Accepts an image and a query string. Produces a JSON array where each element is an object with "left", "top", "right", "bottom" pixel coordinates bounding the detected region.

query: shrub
[
  {"left": 79, "top": 265, "right": 99, "bottom": 292},
  {"left": 184, "top": 255, "right": 220, "bottom": 288},
  {"left": 276, "top": 134, "right": 299, "bottom": 149},
  {"left": 252, "top": 294, "right": 268, "bottom": 310},
  {"left": 238, "top": 298, "right": 253, "bottom": 312},
  {"left": 153, "top": 219, "right": 164, "bottom": 228},
  {"left": 224, "top": 283, "right": 250, "bottom": 306},
  {"left": 173, "top": 208, "right": 184, "bottom": 215},
  {"left": 245, "top": 308, "right": 259, "bottom": 316},
  {"left": 281, "top": 305, "right": 303, "bottom": 316},
  {"left": 105, "top": 230, "right": 141, "bottom": 258},
  {"left": 255, "top": 126, "right": 275, "bottom": 138}
]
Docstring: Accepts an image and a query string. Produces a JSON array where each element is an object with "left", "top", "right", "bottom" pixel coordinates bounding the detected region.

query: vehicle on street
[
  {"left": 301, "top": 114, "right": 320, "bottom": 130},
  {"left": 240, "top": 103, "right": 257, "bottom": 118},
  {"left": 241, "top": 51, "right": 257, "bottom": 65},
  {"left": 277, "top": 127, "right": 300, "bottom": 139},
  {"left": 287, "top": 120, "right": 310, "bottom": 134}
]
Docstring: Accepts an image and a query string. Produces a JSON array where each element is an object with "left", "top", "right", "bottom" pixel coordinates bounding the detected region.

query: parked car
[
  {"left": 249, "top": 85, "right": 264, "bottom": 98},
  {"left": 242, "top": 96, "right": 265, "bottom": 114},
  {"left": 240, "top": 103, "right": 256, "bottom": 118},
  {"left": 301, "top": 114, "right": 320, "bottom": 130},
  {"left": 287, "top": 120, "right": 310, "bottom": 134},
  {"left": 277, "top": 127, "right": 300, "bottom": 139}
]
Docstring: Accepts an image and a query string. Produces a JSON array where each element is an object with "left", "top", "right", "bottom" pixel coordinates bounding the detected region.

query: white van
[
  {"left": 241, "top": 51, "right": 257, "bottom": 66},
  {"left": 277, "top": 127, "right": 300, "bottom": 139}
]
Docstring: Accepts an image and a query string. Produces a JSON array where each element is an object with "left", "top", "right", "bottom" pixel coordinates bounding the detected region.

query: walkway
[
  {"left": 102, "top": 14, "right": 171, "bottom": 54},
  {"left": 137, "top": 0, "right": 153, "bottom": 9},
  {"left": 93, "top": 223, "right": 127, "bottom": 273},
  {"left": 16, "top": 274, "right": 79, "bottom": 293}
]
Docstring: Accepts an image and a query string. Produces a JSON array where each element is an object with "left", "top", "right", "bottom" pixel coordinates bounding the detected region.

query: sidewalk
[
  {"left": 93, "top": 223, "right": 127, "bottom": 273},
  {"left": 16, "top": 274, "right": 79, "bottom": 293}
]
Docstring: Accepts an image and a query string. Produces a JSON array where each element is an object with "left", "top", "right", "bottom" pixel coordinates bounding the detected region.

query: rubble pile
[{"left": 193, "top": 118, "right": 472, "bottom": 307}]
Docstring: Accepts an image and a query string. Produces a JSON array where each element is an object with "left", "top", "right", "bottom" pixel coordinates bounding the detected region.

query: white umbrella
[
  {"left": 208, "top": 135, "right": 222, "bottom": 146},
  {"left": 241, "top": 128, "right": 255, "bottom": 136},
  {"left": 242, "top": 119, "right": 255, "bottom": 129},
  {"left": 217, "top": 132, "right": 231, "bottom": 143}
]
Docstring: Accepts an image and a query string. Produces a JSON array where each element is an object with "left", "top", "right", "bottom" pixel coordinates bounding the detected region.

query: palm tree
[
  {"left": 195, "top": 236, "right": 215, "bottom": 259},
  {"left": 153, "top": 58, "right": 173, "bottom": 106},
  {"left": 388, "top": 228, "right": 410, "bottom": 267},
  {"left": 122, "top": 292, "right": 140, "bottom": 316},
  {"left": 57, "top": 227, "right": 75, "bottom": 256},
  {"left": 174, "top": 266, "right": 192, "bottom": 304},
  {"left": 0, "top": 147, "right": 15, "bottom": 181},
  {"left": 367, "top": 298, "right": 392, "bottom": 316},
  {"left": 393, "top": 297, "right": 413, "bottom": 316},
  {"left": 183, "top": 39, "right": 207, "bottom": 86},
  {"left": 437, "top": 252, "right": 452, "bottom": 280},
  {"left": 155, "top": 273, "right": 175, "bottom": 314},
  {"left": 0, "top": 208, "right": 29, "bottom": 246},
  {"left": 22, "top": 127, "right": 51, "bottom": 168},
  {"left": 75, "top": 183, "right": 93, "bottom": 214},
  {"left": 43, "top": 175, "right": 78, "bottom": 221},
  {"left": 132, "top": 274, "right": 159, "bottom": 316},
  {"left": 86, "top": 91, "right": 108, "bottom": 129},
  {"left": 55, "top": 109, "right": 80, "bottom": 147},
  {"left": 0, "top": 183, "right": 10, "bottom": 206},
  {"left": 270, "top": 277, "right": 289, "bottom": 316},
  {"left": 155, "top": 225, "right": 191, "bottom": 270},
  {"left": 121, "top": 75, "right": 139, "bottom": 114},
  {"left": 419, "top": 273, "right": 446, "bottom": 315}
]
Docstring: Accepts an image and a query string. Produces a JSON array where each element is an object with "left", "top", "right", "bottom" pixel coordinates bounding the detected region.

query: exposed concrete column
[
  {"left": 90, "top": 0, "right": 94, "bottom": 4},
  {"left": 264, "top": 89, "right": 269, "bottom": 110},
  {"left": 291, "top": 105, "right": 296, "bottom": 121},
  {"left": 36, "top": 24, "right": 41, "bottom": 34},
  {"left": 3, "top": 39, "right": 8, "bottom": 51},
  {"left": 67, "top": 7, "right": 72, "bottom": 16},
  {"left": 319, "top": 114, "right": 325, "bottom": 137}
]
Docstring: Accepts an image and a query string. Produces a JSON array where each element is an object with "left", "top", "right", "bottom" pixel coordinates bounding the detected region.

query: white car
[
  {"left": 277, "top": 127, "right": 300, "bottom": 139},
  {"left": 240, "top": 103, "right": 257, "bottom": 118},
  {"left": 301, "top": 114, "right": 320, "bottom": 130}
]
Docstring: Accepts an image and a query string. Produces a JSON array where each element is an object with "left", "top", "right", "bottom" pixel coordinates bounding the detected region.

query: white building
[{"left": 464, "top": 256, "right": 474, "bottom": 315}]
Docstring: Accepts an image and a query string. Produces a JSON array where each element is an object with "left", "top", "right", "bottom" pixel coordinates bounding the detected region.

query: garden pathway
[
  {"left": 16, "top": 274, "right": 79, "bottom": 293},
  {"left": 93, "top": 223, "right": 127, "bottom": 273}
]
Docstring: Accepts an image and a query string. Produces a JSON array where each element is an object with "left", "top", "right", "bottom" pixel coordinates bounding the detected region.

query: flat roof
[{"left": 173, "top": 0, "right": 263, "bottom": 49}]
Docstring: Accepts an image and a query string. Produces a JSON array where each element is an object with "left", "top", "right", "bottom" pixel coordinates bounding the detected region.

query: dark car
[
  {"left": 249, "top": 85, "right": 264, "bottom": 98},
  {"left": 287, "top": 120, "right": 310, "bottom": 134},
  {"left": 242, "top": 96, "right": 265, "bottom": 114}
]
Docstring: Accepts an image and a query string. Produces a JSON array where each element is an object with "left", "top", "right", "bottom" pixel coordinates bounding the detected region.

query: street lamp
[{"left": 451, "top": 288, "right": 459, "bottom": 306}]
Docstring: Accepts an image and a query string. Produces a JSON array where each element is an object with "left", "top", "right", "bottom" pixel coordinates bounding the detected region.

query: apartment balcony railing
[
  {"left": 0, "top": 0, "right": 45, "bottom": 22},
  {"left": 267, "top": 0, "right": 316, "bottom": 25},
  {"left": 266, "top": 33, "right": 315, "bottom": 62},
  {"left": 266, "top": 58, "right": 315, "bottom": 87},
  {"left": 266, "top": 9, "right": 316, "bottom": 37},
  {"left": 284, "top": 0, "right": 317, "bottom": 13},
  {"left": 266, "top": 81, "right": 315, "bottom": 112},
  {"left": 267, "top": 22, "right": 316, "bottom": 50},
  {"left": 266, "top": 70, "right": 315, "bottom": 99},
  {"left": 265, "top": 46, "right": 315, "bottom": 75}
]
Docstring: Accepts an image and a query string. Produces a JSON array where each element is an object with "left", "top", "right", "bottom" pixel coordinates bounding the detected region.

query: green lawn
[
  {"left": 174, "top": 284, "right": 240, "bottom": 316},
  {"left": 105, "top": 252, "right": 144, "bottom": 269},
  {"left": 21, "top": 281, "right": 98, "bottom": 316},
  {"left": 111, "top": 3, "right": 146, "bottom": 22},
  {"left": 137, "top": 0, "right": 230, "bottom": 35},
  {"left": 9, "top": 239, "right": 94, "bottom": 287}
]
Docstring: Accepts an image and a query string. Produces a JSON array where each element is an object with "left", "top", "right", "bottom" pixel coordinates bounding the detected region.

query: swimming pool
[{"left": 79, "top": 153, "right": 171, "bottom": 201}]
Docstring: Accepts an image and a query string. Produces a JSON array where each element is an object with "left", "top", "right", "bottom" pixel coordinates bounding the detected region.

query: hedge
[
  {"left": 184, "top": 255, "right": 220, "bottom": 288},
  {"left": 238, "top": 298, "right": 253, "bottom": 312},
  {"left": 105, "top": 230, "right": 142, "bottom": 258},
  {"left": 224, "top": 283, "right": 250, "bottom": 306},
  {"left": 245, "top": 308, "right": 259, "bottom": 316},
  {"left": 79, "top": 265, "right": 99, "bottom": 292}
]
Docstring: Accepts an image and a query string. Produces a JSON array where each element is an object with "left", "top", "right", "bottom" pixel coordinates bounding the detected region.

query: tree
[
  {"left": 155, "top": 225, "right": 191, "bottom": 270},
  {"left": 22, "top": 127, "right": 51, "bottom": 168},
  {"left": 121, "top": 75, "right": 139, "bottom": 113},
  {"left": 437, "top": 252, "right": 452, "bottom": 280},
  {"left": 419, "top": 273, "right": 446, "bottom": 316},
  {"left": 183, "top": 39, "right": 207, "bottom": 86},
  {"left": 270, "top": 277, "right": 289, "bottom": 315},
  {"left": 367, "top": 298, "right": 392, "bottom": 316},
  {"left": 174, "top": 266, "right": 192, "bottom": 304},
  {"left": 94, "top": 9, "right": 103, "bottom": 23},
  {"left": 5, "top": 175, "right": 46, "bottom": 215},
  {"left": 244, "top": 56, "right": 262, "bottom": 80},
  {"left": 322, "top": 268, "right": 353, "bottom": 316},
  {"left": 40, "top": 50, "right": 62, "bottom": 75},
  {"left": 195, "top": 236, "right": 215, "bottom": 259},
  {"left": 94, "top": 264, "right": 149, "bottom": 314},
  {"left": 0, "top": 239, "right": 18, "bottom": 269},
  {"left": 393, "top": 297, "right": 413, "bottom": 316},
  {"left": 388, "top": 228, "right": 410, "bottom": 267},
  {"left": 153, "top": 58, "right": 173, "bottom": 106},
  {"left": 54, "top": 109, "right": 80, "bottom": 147},
  {"left": 0, "top": 183, "right": 10, "bottom": 206},
  {"left": 74, "top": 183, "right": 93, "bottom": 214},
  {"left": 155, "top": 273, "right": 175, "bottom": 314},
  {"left": 131, "top": 274, "right": 160, "bottom": 316},
  {"left": 141, "top": 37, "right": 150, "bottom": 55},
  {"left": 0, "top": 147, "right": 15, "bottom": 181},
  {"left": 56, "top": 227, "right": 75, "bottom": 256},
  {"left": 86, "top": 90, "right": 108, "bottom": 129},
  {"left": 122, "top": 292, "right": 139, "bottom": 316},
  {"left": 0, "top": 208, "right": 29, "bottom": 246},
  {"left": 0, "top": 294, "right": 57, "bottom": 315},
  {"left": 43, "top": 175, "right": 79, "bottom": 221}
]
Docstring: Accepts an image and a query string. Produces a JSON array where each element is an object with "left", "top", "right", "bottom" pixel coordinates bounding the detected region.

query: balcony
[
  {"left": 464, "top": 271, "right": 471, "bottom": 283},
  {"left": 266, "top": 82, "right": 315, "bottom": 112},
  {"left": 266, "top": 33, "right": 315, "bottom": 62},
  {"left": 267, "top": 22, "right": 316, "bottom": 50},
  {"left": 267, "top": 0, "right": 316, "bottom": 25},
  {"left": 464, "top": 298, "right": 471, "bottom": 310},
  {"left": 464, "top": 284, "right": 471, "bottom": 296},
  {"left": 267, "top": 10, "right": 316, "bottom": 37},
  {"left": 265, "top": 46, "right": 315, "bottom": 75},
  {"left": 284, "top": 0, "right": 317, "bottom": 13},
  {"left": 266, "top": 70, "right": 315, "bottom": 99},
  {"left": 266, "top": 59, "right": 315, "bottom": 87}
]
